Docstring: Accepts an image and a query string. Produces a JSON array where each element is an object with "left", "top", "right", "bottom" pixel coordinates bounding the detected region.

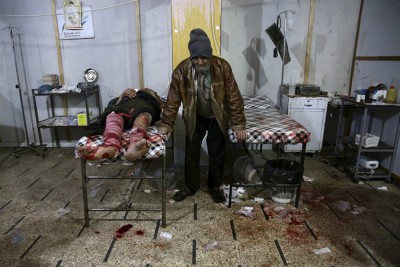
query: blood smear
[{"left": 115, "top": 224, "right": 133, "bottom": 238}]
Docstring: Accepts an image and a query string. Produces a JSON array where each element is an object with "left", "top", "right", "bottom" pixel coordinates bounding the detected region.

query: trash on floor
[
  {"left": 203, "top": 240, "right": 223, "bottom": 251},
  {"left": 313, "top": 247, "right": 331, "bottom": 255},
  {"left": 301, "top": 191, "right": 325, "bottom": 203},
  {"left": 377, "top": 186, "right": 388, "bottom": 191},
  {"left": 122, "top": 161, "right": 134, "bottom": 166},
  {"left": 303, "top": 175, "right": 314, "bottom": 182},
  {"left": 87, "top": 159, "right": 111, "bottom": 168},
  {"left": 56, "top": 207, "right": 70, "bottom": 216},
  {"left": 89, "top": 182, "right": 104, "bottom": 197},
  {"left": 115, "top": 224, "right": 133, "bottom": 238},
  {"left": 333, "top": 200, "right": 351, "bottom": 211},
  {"left": 254, "top": 197, "right": 264, "bottom": 203},
  {"left": 350, "top": 205, "right": 367, "bottom": 215},
  {"left": 263, "top": 204, "right": 303, "bottom": 221},
  {"left": 235, "top": 206, "right": 256, "bottom": 219},
  {"left": 128, "top": 168, "right": 141, "bottom": 177},
  {"left": 222, "top": 185, "right": 245, "bottom": 203},
  {"left": 333, "top": 200, "right": 367, "bottom": 215},
  {"left": 160, "top": 231, "right": 172, "bottom": 239}
]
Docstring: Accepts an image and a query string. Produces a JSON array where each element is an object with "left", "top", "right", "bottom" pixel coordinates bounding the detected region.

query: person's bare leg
[
  {"left": 78, "top": 112, "right": 123, "bottom": 160},
  {"left": 77, "top": 146, "right": 118, "bottom": 160},
  {"left": 125, "top": 112, "right": 151, "bottom": 161}
]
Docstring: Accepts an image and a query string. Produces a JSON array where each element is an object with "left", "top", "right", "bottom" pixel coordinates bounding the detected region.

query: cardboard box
[{"left": 77, "top": 113, "right": 87, "bottom": 126}]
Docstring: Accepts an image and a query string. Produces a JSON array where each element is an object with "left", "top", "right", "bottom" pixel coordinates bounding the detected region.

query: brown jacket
[{"left": 160, "top": 56, "right": 246, "bottom": 140}]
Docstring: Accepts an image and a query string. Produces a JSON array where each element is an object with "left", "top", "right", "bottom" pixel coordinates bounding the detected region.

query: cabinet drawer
[{"left": 289, "top": 98, "right": 327, "bottom": 110}]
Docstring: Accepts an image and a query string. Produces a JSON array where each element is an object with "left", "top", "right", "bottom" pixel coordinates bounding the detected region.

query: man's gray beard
[{"left": 193, "top": 63, "right": 210, "bottom": 74}]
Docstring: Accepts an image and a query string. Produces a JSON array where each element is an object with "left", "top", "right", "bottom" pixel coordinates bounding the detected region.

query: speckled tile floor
[{"left": 0, "top": 146, "right": 400, "bottom": 266}]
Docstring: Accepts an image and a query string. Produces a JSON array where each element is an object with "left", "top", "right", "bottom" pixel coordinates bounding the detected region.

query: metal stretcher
[
  {"left": 227, "top": 95, "right": 311, "bottom": 208},
  {"left": 76, "top": 126, "right": 168, "bottom": 228}
]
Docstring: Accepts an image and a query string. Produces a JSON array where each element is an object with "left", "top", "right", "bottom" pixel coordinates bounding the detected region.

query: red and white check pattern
[
  {"left": 76, "top": 95, "right": 310, "bottom": 159},
  {"left": 242, "top": 95, "right": 278, "bottom": 110},
  {"left": 229, "top": 95, "right": 311, "bottom": 144},
  {"left": 75, "top": 126, "right": 167, "bottom": 159}
]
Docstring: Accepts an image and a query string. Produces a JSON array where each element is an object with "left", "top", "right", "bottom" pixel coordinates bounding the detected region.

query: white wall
[
  {"left": 222, "top": 0, "right": 311, "bottom": 102},
  {"left": 0, "top": 0, "right": 361, "bottom": 146},
  {"left": 221, "top": 0, "right": 360, "bottom": 104},
  {"left": 140, "top": 0, "right": 172, "bottom": 96},
  {"left": 352, "top": 0, "right": 400, "bottom": 91},
  {"left": 0, "top": 0, "right": 141, "bottom": 147},
  {"left": 1, "top": 1, "right": 57, "bottom": 147},
  {"left": 351, "top": 0, "right": 400, "bottom": 176},
  {"left": 311, "top": 0, "right": 360, "bottom": 93},
  {"left": 4, "top": 0, "right": 399, "bottom": 175}
]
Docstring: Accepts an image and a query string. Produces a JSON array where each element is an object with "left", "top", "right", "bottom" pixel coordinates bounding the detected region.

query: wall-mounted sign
[
  {"left": 63, "top": 0, "right": 82, "bottom": 30},
  {"left": 57, "top": 5, "right": 95, "bottom": 40}
]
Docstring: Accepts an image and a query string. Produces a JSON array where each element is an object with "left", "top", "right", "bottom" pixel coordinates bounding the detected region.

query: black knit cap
[{"left": 188, "top": 28, "right": 212, "bottom": 59}]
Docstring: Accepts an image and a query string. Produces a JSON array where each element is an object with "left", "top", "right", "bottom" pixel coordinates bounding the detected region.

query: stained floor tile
[{"left": 0, "top": 147, "right": 399, "bottom": 266}]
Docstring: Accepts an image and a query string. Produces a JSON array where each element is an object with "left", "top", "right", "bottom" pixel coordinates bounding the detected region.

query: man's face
[{"left": 192, "top": 56, "right": 210, "bottom": 74}]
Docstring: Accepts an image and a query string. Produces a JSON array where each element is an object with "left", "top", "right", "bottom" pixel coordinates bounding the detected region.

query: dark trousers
[{"left": 185, "top": 115, "right": 226, "bottom": 191}]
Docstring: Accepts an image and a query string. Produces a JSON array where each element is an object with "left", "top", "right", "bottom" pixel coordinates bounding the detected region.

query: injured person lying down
[{"left": 77, "top": 88, "right": 163, "bottom": 161}]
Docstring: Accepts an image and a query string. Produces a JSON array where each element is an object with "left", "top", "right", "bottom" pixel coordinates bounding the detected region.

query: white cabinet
[{"left": 282, "top": 94, "right": 328, "bottom": 153}]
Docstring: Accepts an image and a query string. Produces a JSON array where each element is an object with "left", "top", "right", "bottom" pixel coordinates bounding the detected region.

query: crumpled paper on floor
[
  {"left": 203, "top": 240, "right": 224, "bottom": 251},
  {"left": 222, "top": 185, "right": 245, "bottom": 204},
  {"left": 235, "top": 206, "right": 256, "bottom": 219},
  {"left": 303, "top": 175, "right": 314, "bottom": 182},
  {"left": 57, "top": 207, "right": 71, "bottom": 216},
  {"left": 313, "top": 247, "right": 331, "bottom": 254},
  {"left": 333, "top": 200, "right": 367, "bottom": 214}
]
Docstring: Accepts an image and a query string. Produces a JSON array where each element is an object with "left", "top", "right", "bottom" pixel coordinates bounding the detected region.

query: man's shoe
[
  {"left": 209, "top": 188, "right": 226, "bottom": 203},
  {"left": 173, "top": 188, "right": 196, "bottom": 202}
]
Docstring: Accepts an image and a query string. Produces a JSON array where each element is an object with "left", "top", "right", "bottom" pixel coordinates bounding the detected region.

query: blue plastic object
[{"left": 38, "top": 84, "right": 53, "bottom": 93}]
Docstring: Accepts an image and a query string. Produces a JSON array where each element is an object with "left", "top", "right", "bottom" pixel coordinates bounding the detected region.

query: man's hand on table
[
  {"left": 234, "top": 129, "right": 247, "bottom": 142},
  {"left": 158, "top": 125, "right": 171, "bottom": 140}
]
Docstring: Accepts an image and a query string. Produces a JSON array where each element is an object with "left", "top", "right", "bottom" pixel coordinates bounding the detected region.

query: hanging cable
[{"left": 0, "top": 1, "right": 137, "bottom": 17}]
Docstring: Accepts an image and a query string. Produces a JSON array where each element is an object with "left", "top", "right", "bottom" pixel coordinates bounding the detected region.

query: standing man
[{"left": 159, "top": 28, "right": 247, "bottom": 203}]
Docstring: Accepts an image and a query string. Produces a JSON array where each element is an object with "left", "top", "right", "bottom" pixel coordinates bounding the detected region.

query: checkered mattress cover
[
  {"left": 75, "top": 126, "right": 168, "bottom": 160},
  {"left": 228, "top": 95, "right": 311, "bottom": 144},
  {"left": 75, "top": 95, "right": 310, "bottom": 159}
]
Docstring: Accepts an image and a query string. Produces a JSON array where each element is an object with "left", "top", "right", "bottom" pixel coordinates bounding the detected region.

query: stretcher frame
[
  {"left": 227, "top": 95, "right": 310, "bottom": 208},
  {"left": 77, "top": 126, "right": 169, "bottom": 228}
]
